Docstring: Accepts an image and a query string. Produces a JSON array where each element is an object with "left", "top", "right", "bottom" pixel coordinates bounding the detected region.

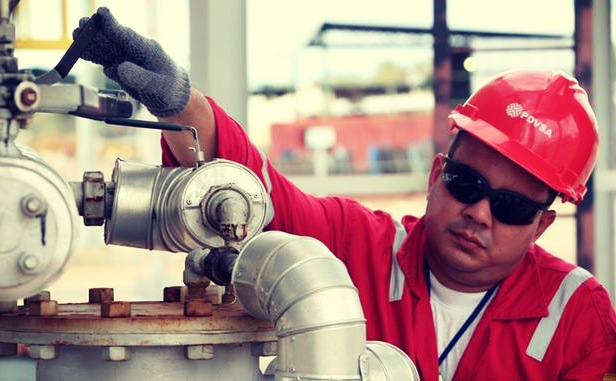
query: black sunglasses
[{"left": 441, "top": 156, "right": 552, "bottom": 225}]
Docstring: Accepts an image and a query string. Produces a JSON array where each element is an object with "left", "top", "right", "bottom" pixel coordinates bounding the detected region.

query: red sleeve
[
  {"left": 161, "top": 134, "right": 180, "bottom": 167},
  {"left": 159, "top": 96, "right": 255, "bottom": 167}
]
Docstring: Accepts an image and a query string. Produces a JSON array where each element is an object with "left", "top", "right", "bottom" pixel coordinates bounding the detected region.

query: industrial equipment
[{"left": 0, "top": 2, "right": 420, "bottom": 380}]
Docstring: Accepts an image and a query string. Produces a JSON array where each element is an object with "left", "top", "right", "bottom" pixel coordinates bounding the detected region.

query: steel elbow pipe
[{"left": 234, "top": 231, "right": 419, "bottom": 381}]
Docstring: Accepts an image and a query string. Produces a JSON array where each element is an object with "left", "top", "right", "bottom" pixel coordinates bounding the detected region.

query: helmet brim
[{"left": 449, "top": 112, "right": 584, "bottom": 204}]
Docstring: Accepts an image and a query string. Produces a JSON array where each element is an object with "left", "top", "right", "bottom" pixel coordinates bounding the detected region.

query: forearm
[{"left": 160, "top": 87, "right": 217, "bottom": 166}]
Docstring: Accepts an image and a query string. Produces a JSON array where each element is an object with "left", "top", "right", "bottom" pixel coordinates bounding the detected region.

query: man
[{"left": 75, "top": 7, "right": 616, "bottom": 380}]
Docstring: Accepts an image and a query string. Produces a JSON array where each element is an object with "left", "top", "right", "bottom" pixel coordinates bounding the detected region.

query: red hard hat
[{"left": 448, "top": 68, "right": 599, "bottom": 205}]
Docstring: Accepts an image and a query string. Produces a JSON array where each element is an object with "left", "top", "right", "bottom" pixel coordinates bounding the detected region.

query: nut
[
  {"left": 28, "top": 300, "right": 58, "bottom": 316},
  {"left": 163, "top": 286, "right": 186, "bottom": 303},
  {"left": 89, "top": 288, "right": 114, "bottom": 303},
  {"left": 185, "top": 344, "right": 214, "bottom": 360},
  {"left": 28, "top": 345, "right": 56, "bottom": 360},
  {"left": 102, "top": 346, "right": 130, "bottom": 361},
  {"left": 184, "top": 300, "right": 213, "bottom": 317},
  {"left": 101, "top": 301, "right": 131, "bottom": 318}
]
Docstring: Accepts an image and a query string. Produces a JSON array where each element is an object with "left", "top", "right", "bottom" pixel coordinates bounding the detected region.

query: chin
[{"left": 441, "top": 246, "right": 487, "bottom": 273}]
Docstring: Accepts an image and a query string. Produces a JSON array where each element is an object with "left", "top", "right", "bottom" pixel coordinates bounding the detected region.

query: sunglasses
[{"left": 441, "top": 156, "right": 552, "bottom": 225}]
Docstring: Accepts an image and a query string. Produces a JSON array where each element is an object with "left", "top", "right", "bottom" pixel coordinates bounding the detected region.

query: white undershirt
[{"left": 429, "top": 271, "right": 493, "bottom": 381}]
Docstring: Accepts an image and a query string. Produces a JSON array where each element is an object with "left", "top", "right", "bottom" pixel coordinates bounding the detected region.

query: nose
[{"left": 461, "top": 196, "right": 493, "bottom": 228}]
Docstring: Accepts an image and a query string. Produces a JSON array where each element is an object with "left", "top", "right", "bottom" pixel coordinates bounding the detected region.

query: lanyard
[{"left": 424, "top": 265, "right": 498, "bottom": 366}]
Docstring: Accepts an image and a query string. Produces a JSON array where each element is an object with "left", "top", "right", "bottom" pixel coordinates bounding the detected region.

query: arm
[
  {"left": 560, "top": 283, "right": 616, "bottom": 379},
  {"left": 160, "top": 87, "right": 217, "bottom": 165},
  {"left": 73, "top": 7, "right": 392, "bottom": 258}
]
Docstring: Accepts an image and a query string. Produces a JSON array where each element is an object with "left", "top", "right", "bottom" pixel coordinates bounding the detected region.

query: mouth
[{"left": 450, "top": 230, "right": 486, "bottom": 251}]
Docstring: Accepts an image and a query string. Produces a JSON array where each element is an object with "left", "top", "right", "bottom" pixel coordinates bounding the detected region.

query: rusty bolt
[
  {"left": 82, "top": 172, "right": 107, "bottom": 226},
  {"left": 186, "top": 286, "right": 208, "bottom": 301},
  {"left": 101, "top": 301, "right": 131, "bottom": 318},
  {"left": 24, "top": 291, "right": 51, "bottom": 305},
  {"left": 89, "top": 288, "right": 114, "bottom": 303},
  {"left": 20, "top": 87, "right": 38, "bottom": 107},
  {"left": 163, "top": 286, "right": 186, "bottom": 303},
  {"left": 222, "top": 285, "right": 237, "bottom": 304},
  {"left": 184, "top": 300, "right": 213, "bottom": 317},
  {"left": 29, "top": 300, "right": 58, "bottom": 316}
]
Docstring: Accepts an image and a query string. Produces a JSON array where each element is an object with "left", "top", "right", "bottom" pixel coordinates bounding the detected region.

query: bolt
[
  {"left": 101, "top": 301, "right": 131, "bottom": 318},
  {"left": 186, "top": 286, "right": 208, "bottom": 300},
  {"left": 20, "top": 87, "right": 38, "bottom": 107},
  {"left": 24, "top": 291, "right": 51, "bottom": 306},
  {"left": 28, "top": 300, "right": 58, "bottom": 316},
  {"left": 89, "top": 288, "right": 114, "bottom": 303},
  {"left": 21, "top": 194, "right": 46, "bottom": 217},
  {"left": 222, "top": 285, "right": 237, "bottom": 304},
  {"left": 184, "top": 300, "right": 213, "bottom": 317},
  {"left": 102, "top": 346, "right": 130, "bottom": 361},
  {"left": 28, "top": 345, "right": 56, "bottom": 360},
  {"left": 185, "top": 344, "right": 214, "bottom": 360},
  {"left": 163, "top": 286, "right": 186, "bottom": 303},
  {"left": 19, "top": 253, "right": 40, "bottom": 274}
]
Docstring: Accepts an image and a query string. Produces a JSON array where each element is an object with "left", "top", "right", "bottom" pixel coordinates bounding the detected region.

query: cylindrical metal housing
[
  {"left": 0, "top": 151, "right": 78, "bottom": 301},
  {"left": 104, "top": 158, "right": 270, "bottom": 252}
]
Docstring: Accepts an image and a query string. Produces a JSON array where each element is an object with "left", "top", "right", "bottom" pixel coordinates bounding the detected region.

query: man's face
[{"left": 424, "top": 134, "right": 556, "bottom": 292}]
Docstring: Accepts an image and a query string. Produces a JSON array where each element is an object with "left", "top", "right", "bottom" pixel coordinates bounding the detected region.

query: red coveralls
[{"left": 162, "top": 97, "right": 616, "bottom": 380}]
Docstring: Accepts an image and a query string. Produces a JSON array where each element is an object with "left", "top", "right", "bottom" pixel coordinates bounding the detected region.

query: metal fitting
[
  {"left": 28, "top": 300, "right": 58, "bottom": 316},
  {"left": 28, "top": 345, "right": 56, "bottom": 360},
  {"left": 101, "top": 301, "right": 131, "bottom": 318},
  {"left": 185, "top": 345, "right": 214, "bottom": 360},
  {"left": 102, "top": 346, "right": 130, "bottom": 361},
  {"left": 18, "top": 252, "right": 42, "bottom": 274},
  {"left": 89, "top": 288, "right": 114, "bottom": 303}
]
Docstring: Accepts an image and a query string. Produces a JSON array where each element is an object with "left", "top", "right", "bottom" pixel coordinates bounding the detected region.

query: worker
[{"left": 75, "top": 7, "right": 616, "bottom": 381}]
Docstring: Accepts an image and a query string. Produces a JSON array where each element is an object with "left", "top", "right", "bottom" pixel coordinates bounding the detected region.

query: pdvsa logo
[{"left": 506, "top": 103, "right": 553, "bottom": 138}]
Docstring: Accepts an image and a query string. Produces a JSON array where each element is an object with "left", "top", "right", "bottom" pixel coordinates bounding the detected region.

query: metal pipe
[{"left": 234, "top": 231, "right": 419, "bottom": 380}]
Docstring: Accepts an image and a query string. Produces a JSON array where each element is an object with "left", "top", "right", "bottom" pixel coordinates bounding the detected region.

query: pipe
[{"left": 233, "top": 231, "right": 419, "bottom": 381}]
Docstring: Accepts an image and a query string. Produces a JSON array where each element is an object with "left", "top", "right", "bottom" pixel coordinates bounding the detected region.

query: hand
[{"left": 73, "top": 7, "right": 190, "bottom": 118}]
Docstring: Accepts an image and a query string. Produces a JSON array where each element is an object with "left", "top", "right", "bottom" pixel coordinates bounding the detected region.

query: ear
[
  {"left": 428, "top": 154, "right": 446, "bottom": 191},
  {"left": 532, "top": 209, "right": 557, "bottom": 243}
]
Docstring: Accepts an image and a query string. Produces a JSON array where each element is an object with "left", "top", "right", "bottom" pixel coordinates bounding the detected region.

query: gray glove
[{"left": 73, "top": 7, "right": 190, "bottom": 117}]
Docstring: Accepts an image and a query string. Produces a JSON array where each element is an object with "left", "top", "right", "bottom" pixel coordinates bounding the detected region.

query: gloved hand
[{"left": 73, "top": 7, "right": 190, "bottom": 118}]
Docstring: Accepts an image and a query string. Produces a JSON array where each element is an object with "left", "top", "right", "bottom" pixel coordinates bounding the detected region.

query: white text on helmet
[{"left": 506, "top": 103, "right": 553, "bottom": 138}]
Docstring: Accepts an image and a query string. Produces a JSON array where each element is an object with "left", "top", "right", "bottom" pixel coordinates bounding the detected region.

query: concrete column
[
  {"left": 592, "top": 0, "right": 615, "bottom": 301},
  {"left": 189, "top": 0, "right": 248, "bottom": 127}
]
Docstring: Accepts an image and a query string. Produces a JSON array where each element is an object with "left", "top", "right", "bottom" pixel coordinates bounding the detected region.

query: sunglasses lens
[
  {"left": 442, "top": 161, "right": 486, "bottom": 204},
  {"left": 442, "top": 158, "right": 543, "bottom": 226},
  {"left": 490, "top": 191, "right": 539, "bottom": 225}
]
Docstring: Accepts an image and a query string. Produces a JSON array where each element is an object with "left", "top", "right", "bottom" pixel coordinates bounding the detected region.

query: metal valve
[{"left": 71, "top": 158, "right": 272, "bottom": 253}]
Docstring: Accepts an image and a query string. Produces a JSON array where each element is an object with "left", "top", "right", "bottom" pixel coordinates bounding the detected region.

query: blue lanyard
[{"left": 425, "top": 265, "right": 498, "bottom": 366}]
